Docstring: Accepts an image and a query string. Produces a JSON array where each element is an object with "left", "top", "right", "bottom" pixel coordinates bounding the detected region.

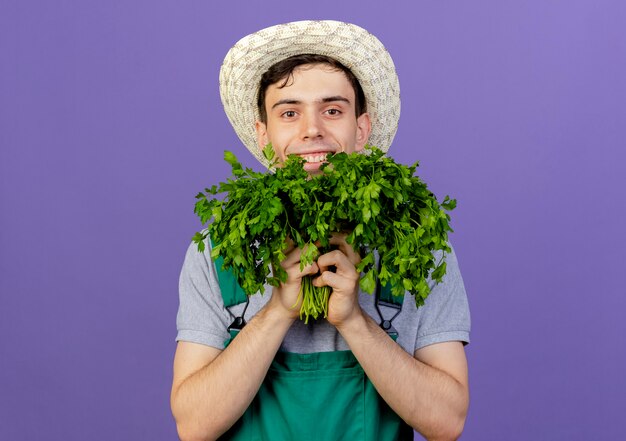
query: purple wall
[{"left": 2, "top": 1, "right": 625, "bottom": 439}]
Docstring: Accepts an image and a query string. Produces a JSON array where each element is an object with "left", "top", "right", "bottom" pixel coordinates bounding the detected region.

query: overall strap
[
  {"left": 373, "top": 259, "right": 405, "bottom": 341},
  {"left": 211, "top": 240, "right": 249, "bottom": 346}
]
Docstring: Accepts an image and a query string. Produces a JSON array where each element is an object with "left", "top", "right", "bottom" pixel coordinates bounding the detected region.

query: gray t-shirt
[{"left": 176, "top": 240, "right": 470, "bottom": 355}]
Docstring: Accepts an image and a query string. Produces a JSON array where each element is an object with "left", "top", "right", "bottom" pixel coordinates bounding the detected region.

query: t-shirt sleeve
[
  {"left": 176, "top": 240, "right": 231, "bottom": 349},
  {"left": 414, "top": 245, "right": 471, "bottom": 352}
]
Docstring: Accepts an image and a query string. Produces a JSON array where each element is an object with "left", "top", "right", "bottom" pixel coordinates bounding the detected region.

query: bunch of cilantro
[{"left": 193, "top": 145, "right": 456, "bottom": 323}]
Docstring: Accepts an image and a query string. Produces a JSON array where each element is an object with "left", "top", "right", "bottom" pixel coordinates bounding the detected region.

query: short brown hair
[{"left": 257, "top": 54, "right": 367, "bottom": 123}]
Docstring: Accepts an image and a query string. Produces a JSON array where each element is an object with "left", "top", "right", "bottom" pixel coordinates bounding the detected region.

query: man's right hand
[{"left": 268, "top": 241, "right": 320, "bottom": 320}]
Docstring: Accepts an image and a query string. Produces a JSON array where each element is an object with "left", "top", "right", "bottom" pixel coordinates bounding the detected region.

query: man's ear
[
  {"left": 354, "top": 113, "right": 372, "bottom": 152},
  {"left": 255, "top": 121, "right": 269, "bottom": 151}
]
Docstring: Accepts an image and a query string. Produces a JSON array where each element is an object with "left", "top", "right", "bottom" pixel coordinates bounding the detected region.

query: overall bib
[{"left": 215, "top": 255, "right": 414, "bottom": 441}]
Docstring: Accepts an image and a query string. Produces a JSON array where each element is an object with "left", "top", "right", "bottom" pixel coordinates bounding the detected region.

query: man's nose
[{"left": 301, "top": 112, "right": 323, "bottom": 140}]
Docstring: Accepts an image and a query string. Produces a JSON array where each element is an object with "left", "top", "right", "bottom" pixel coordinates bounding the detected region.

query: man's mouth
[
  {"left": 295, "top": 151, "right": 333, "bottom": 171},
  {"left": 299, "top": 152, "right": 331, "bottom": 164}
]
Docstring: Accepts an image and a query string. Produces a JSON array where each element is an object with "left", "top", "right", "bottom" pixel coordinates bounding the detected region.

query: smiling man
[{"left": 171, "top": 21, "right": 471, "bottom": 441}]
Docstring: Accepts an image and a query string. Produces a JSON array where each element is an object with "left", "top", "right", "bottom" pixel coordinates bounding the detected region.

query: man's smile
[{"left": 298, "top": 152, "right": 332, "bottom": 164}]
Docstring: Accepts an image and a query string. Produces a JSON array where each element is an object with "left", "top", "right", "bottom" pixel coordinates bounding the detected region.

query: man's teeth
[{"left": 301, "top": 154, "right": 327, "bottom": 163}]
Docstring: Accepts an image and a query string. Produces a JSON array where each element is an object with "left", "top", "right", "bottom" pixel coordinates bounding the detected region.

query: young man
[{"left": 171, "top": 21, "right": 470, "bottom": 441}]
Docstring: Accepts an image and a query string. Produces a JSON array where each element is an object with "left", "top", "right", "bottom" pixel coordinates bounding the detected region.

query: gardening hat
[{"left": 219, "top": 20, "right": 401, "bottom": 167}]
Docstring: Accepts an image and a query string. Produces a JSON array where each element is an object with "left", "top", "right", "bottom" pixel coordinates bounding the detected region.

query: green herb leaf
[{"left": 262, "top": 143, "right": 275, "bottom": 162}]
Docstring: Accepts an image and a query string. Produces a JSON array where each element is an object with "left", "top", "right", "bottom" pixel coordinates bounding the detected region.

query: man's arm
[
  {"left": 171, "top": 306, "right": 293, "bottom": 441},
  {"left": 315, "top": 234, "right": 469, "bottom": 441},
  {"left": 337, "top": 315, "right": 468, "bottom": 441},
  {"left": 171, "top": 245, "right": 318, "bottom": 441}
]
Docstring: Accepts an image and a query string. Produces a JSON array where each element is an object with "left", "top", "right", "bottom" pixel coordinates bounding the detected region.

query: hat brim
[{"left": 219, "top": 20, "right": 401, "bottom": 168}]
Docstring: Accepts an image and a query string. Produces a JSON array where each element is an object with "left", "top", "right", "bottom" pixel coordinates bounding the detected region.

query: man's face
[{"left": 255, "top": 63, "right": 371, "bottom": 173}]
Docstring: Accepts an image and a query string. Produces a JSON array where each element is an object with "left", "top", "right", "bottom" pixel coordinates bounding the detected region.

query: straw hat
[{"left": 219, "top": 20, "right": 401, "bottom": 167}]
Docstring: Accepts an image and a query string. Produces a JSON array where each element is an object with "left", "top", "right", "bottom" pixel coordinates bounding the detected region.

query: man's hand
[
  {"left": 268, "top": 239, "right": 320, "bottom": 320},
  {"left": 313, "top": 232, "right": 363, "bottom": 327}
]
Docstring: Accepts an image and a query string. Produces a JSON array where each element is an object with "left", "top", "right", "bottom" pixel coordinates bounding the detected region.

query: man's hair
[{"left": 257, "top": 54, "right": 367, "bottom": 124}]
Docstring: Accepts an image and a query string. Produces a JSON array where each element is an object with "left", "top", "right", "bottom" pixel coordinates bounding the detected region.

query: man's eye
[
  {"left": 326, "top": 108, "right": 341, "bottom": 116},
  {"left": 282, "top": 110, "right": 296, "bottom": 118}
]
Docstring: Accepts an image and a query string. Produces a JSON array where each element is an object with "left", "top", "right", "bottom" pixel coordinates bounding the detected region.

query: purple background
[{"left": 1, "top": 1, "right": 625, "bottom": 439}]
